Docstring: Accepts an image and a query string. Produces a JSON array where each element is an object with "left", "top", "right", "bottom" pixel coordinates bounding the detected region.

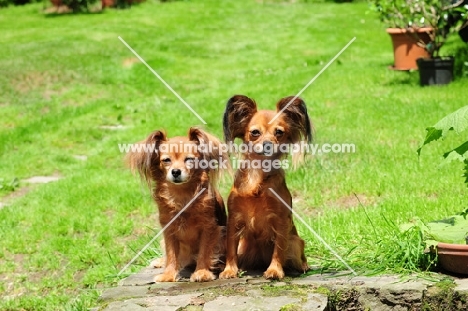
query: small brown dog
[
  {"left": 127, "top": 127, "right": 228, "bottom": 282},
  {"left": 220, "top": 95, "right": 311, "bottom": 280}
]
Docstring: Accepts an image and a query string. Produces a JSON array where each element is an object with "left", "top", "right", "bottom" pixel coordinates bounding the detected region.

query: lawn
[{"left": 0, "top": 0, "right": 467, "bottom": 309}]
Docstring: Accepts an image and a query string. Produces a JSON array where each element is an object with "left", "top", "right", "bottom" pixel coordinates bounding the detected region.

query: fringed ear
[
  {"left": 223, "top": 95, "right": 258, "bottom": 142},
  {"left": 276, "top": 96, "right": 313, "bottom": 166},
  {"left": 189, "top": 127, "right": 232, "bottom": 186},
  {"left": 126, "top": 130, "right": 167, "bottom": 187},
  {"left": 276, "top": 96, "right": 313, "bottom": 143}
]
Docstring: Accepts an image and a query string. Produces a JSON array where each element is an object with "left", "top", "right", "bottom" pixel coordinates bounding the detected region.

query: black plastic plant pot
[{"left": 416, "top": 57, "right": 455, "bottom": 86}]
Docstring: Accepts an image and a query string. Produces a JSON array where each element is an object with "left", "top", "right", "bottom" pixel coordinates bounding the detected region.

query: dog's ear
[
  {"left": 276, "top": 96, "right": 313, "bottom": 167},
  {"left": 223, "top": 95, "right": 258, "bottom": 142},
  {"left": 189, "top": 127, "right": 208, "bottom": 146},
  {"left": 276, "top": 96, "right": 312, "bottom": 144},
  {"left": 189, "top": 127, "right": 231, "bottom": 184},
  {"left": 126, "top": 130, "right": 167, "bottom": 187}
]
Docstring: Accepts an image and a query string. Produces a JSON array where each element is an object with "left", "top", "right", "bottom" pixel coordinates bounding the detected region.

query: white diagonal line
[
  {"left": 268, "top": 188, "right": 357, "bottom": 275},
  {"left": 269, "top": 37, "right": 356, "bottom": 124},
  {"left": 117, "top": 187, "right": 207, "bottom": 276},
  {"left": 118, "top": 36, "right": 207, "bottom": 125}
]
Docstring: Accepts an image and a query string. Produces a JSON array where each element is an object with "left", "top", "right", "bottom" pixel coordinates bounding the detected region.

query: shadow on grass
[
  {"left": 385, "top": 70, "right": 420, "bottom": 86},
  {"left": 43, "top": 6, "right": 106, "bottom": 17}
]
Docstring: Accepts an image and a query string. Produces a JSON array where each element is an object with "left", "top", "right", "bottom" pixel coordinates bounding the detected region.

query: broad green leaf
[
  {"left": 441, "top": 142, "right": 468, "bottom": 167},
  {"left": 434, "top": 105, "right": 468, "bottom": 135},
  {"left": 426, "top": 215, "right": 468, "bottom": 244},
  {"left": 443, "top": 141, "right": 468, "bottom": 160},
  {"left": 417, "top": 127, "right": 442, "bottom": 156},
  {"left": 418, "top": 105, "right": 468, "bottom": 155}
]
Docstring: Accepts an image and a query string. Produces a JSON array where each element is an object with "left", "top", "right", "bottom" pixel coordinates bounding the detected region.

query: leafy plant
[
  {"left": 418, "top": 105, "right": 468, "bottom": 186},
  {"left": 369, "top": 0, "right": 468, "bottom": 57},
  {"left": 425, "top": 215, "right": 468, "bottom": 245},
  {"left": 0, "top": 177, "right": 19, "bottom": 193},
  {"left": 413, "top": 0, "right": 468, "bottom": 57},
  {"left": 369, "top": 0, "right": 424, "bottom": 28},
  {"left": 418, "top": 106, "right": 468, "bottom": 246}
]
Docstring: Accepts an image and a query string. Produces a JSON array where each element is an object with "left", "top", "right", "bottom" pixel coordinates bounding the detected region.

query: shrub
[
  {"left": 0, "top": 0, "right": 41, "bottom": 7},
  {"left": 418, "top": 105, "right": 468, "bottom": 186}
]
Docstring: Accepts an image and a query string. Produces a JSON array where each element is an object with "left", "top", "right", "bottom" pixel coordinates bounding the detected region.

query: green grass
[{"left": 1, "top": 0, "right": 467, "bottom": 309}]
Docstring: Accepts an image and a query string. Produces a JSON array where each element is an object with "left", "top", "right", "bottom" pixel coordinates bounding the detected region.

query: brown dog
[
  {"left": 220, "top": 95, "right": 311, "bottom": 280},
  {"left": 127, "top": 127, "right": 228, "bottom": 282}
]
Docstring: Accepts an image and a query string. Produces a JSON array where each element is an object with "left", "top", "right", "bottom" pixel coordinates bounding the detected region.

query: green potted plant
[
  {"left": 370, "top": 0, "right": 432, "bottom": 70},
  {"left": 455, "top": 0, "right": 468, "bottom": 41},
  {"left": 418, "top": 105, "right": 468, "bottom": 274},
  {"left": 411, "top": 0, "right": 468, "bottom": 85}
]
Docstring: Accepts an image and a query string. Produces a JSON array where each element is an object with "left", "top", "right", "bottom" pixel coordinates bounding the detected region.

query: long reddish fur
[
  {"left": 220, "top": 95, "right": 312, "bottom": 280},
  {"left": 127, "top": 127, "right": 228, "bottom": 282}
]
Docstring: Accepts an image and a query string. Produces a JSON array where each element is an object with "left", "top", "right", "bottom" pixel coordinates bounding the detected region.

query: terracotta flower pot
[
  {"left": 101, "top": 0, "right": 114, "bottom": 8},
  {"left": 437, "top": 242, "right": 468, "bottom": 275},
  {"left": 50, "top": 0, "right": 62, "bottom": 6},
  {"left": 386, "top": 28, "right": 432, "bottom": 71}
]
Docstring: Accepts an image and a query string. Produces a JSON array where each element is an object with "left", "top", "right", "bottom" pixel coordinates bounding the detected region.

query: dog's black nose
[
  {"left": 263, "top": 141, "right": 273, "bottom": 154},
  {"left": 171, "top": 169, "right": 181, "bottom": 178}
]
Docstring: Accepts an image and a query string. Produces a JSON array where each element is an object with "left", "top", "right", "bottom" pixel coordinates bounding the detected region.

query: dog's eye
[
  {"left": 185, "top": 157, "right": 195, "bottom": 162},
  {"left": 275, "top": 129, "right": 284, "bottom": 136},
  {"left": 250, "top": 129, "right": 261, "bottom": 137},
  {"left": 161, "top": 158, "right": 171, "bottom": 163}
]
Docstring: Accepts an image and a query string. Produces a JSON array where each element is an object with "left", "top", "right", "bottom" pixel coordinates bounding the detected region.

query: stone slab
[
  {"left": 99, "top": 266, "right": 468, "bottom": 311},
  {"left": 291, "top": 274, "right": 404, "bottom": 288},
  {"left": 455, "top": 278, "right": 468, "bottom": 292},
  {"left": 302, "top": 293, "right": 328, "bottom": 310},
  {"left": 102, "top": 293, "right": 201, "bottom": 311},
  {"left": 203, "top": 295, "right": 301, "bottom": 311},
  {"left": 99, "top": 285, "right": 151, "bottom": 302},
  {"left": 102, "top": 301, "right": 146, "bottom": 311},
  {"left": 119, "top": 267, "right": 161, "bottom": 286}
]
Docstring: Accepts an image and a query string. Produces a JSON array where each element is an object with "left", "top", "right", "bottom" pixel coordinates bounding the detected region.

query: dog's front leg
[
  {"left": 190, "top": 227, "right": 217, "bottom": 282},
  {"left": 219, "top": 218, "right": 240, "bottom": 279},
  {"left": 264, "top": 233, "right": 287, "bottom": 280},
  {"left": 154, "top": 233, "right": 179, "bottom": 282}
]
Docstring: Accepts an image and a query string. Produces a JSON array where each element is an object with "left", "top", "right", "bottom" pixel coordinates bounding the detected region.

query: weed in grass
[
  {"left": 346, "top": 214, "right": 438, "bottom": 275},
  {"left": 0, "top": 177, "right": 19, "bottom": 194}
]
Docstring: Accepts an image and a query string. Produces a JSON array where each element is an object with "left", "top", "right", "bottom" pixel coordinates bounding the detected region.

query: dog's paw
[
  {"left": 150, "top": 257, "right": 165, "bottom": 268},
  {"left": 264, "top": 267, "right": 285, "bottom": 280},
  {"left": 154, "top": 272, "right": 177, "bottom": 282},
  {"left": 219, "top": 267, "right": 238, "bottom": 279},
  {"left": 301, "top": 262, "right": 310, "bottom": 273},
  {"left": 190, "top": 269, "right": 215, "bottom": 282}
]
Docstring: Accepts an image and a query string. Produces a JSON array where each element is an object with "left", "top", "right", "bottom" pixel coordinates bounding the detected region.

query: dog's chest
[{"left": 237, "top": 196, "right": 278, "bottom": 226}]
